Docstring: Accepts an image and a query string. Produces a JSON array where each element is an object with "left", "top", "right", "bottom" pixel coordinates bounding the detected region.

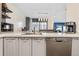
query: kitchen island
[{"left": 0, "top": 32, "right": 79, "bottom": 56}]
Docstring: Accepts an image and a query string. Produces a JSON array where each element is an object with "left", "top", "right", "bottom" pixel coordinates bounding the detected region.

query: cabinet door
[
  {"left": 32, "top": 38, "right": 46, "bottom": 56},
  {"left": 72, "top": 38, "right": 79, "bottom": 56},
  {"left": 0, "top": 38, "right": 3, "bottom": 56},
  {"left": 4, "top": 38, "right": 18, "bottom": 56},
  {"left": 19, "top": 38, "right": 31, "bottom": 56}
]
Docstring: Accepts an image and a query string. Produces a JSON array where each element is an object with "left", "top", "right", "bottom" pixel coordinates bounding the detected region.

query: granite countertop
[{"left": 0, "top": 32, "right": 79, "bottom": 38}]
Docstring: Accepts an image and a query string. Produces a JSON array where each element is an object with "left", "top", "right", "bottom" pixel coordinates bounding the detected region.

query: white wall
[
  {"left": 66, "top": 3, "right": 79, "bottom": 33},
  {"left": 13, "top": 3, "right": 66, "bottom": 29},
  {"left": 4, "top": 3, "right": 66, "bottom": 32},
  {"left": 1, "top": 3, "right": 79, "bottom": 32},
  {"left": 6, "top": 3, "right": 25, "bottom": 32}
]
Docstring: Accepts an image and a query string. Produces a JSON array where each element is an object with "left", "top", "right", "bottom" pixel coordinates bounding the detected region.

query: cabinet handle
[
  {"left": 20, "top": 38, "right": 29, "bottom": 40},
  {"left": 6, "top": 39, "right": 15, "bottom": 40},
  {"left": 56, "top": 40, "right": 63, "bottom": 42},
  {"left": 34, "top": 38, "right": 43, "bottom": 40},
  {"left": 73, "top": 38, "right": 79, "bottom": 40},
  {"left": 55, "top": 38, "right": 63, "bottom": 42},
  {"left": 38, "top": 39, "right": 42, "bottom": 40},
  {"left": 25, "top": 39, "right": 29, "bottom": 40}
]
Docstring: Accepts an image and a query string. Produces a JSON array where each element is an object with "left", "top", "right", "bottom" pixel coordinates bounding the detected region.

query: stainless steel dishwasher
[{"left": 46, "top": 37, "right": 72, "bottom": 56}]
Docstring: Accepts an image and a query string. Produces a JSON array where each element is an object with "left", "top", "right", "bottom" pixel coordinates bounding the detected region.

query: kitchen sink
[{"left": 22, "top": 32, "right": 42, "bottom": 35}]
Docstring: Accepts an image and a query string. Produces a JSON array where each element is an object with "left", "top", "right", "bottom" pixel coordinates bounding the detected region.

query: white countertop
[{"left": 0, "top": 32, "right": 79, "bottom": 38}]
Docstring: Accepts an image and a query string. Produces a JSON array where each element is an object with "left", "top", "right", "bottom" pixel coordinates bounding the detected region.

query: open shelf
[
  {"left": 2, "top": 8, "right": 13, "bottom": 13},
  {"left": 2, "top": 14, "right": 11, "bottom": 19},
  {"left": 2, "top": 3, "right": 12, "bottom": 19},
  {"left": 1, "top": 3, "right": 14, "bottom": 32},
  {"left": 2, "top": 3, "right": 13, "bottom": 13}
]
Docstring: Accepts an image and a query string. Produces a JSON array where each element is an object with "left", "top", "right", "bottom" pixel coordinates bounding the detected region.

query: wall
[
  {"left": 6, "top": 3, "right": 25, "bottom": 32},
  {"left": 66, "top": 3, "right": 79, "bottom": 32},
  {"left": 14, "top": 3, "right": 66, "bottom": 30},
  {"left": 3, "top": 3, "right": 66, "bottom": 32}
]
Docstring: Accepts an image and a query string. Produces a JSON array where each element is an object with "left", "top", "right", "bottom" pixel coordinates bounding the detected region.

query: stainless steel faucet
[{"left": 33, "top": 27, "right": 35, "bottom": 34}]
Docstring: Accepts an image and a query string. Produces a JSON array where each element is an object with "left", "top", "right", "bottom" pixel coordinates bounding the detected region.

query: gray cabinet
[
  {"left": 0, "top": 38, "right": 3, "bottom": 56},
  {"left": 72, "top": 38, "right": 79, "bottom": 56},
  {"left": 19, "top": 38, "right": 31, "bottom": 56},
  {"left": 32, "top": 38, "right": 46, "bottom": 56},
  {"left": 4, "top": 38, "right": 18, "bottom": 56}
]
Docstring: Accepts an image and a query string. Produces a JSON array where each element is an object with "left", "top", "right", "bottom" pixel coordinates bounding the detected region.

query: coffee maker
[{"left": 65, "top": 22, "right": 76, "bottom": 33}]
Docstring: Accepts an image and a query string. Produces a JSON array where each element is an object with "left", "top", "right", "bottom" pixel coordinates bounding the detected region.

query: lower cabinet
[
  {"left": 4, "top": 38, "right": 18, "bottom": 56},
  {"left": 72, "top": 38, "right": 79, "bottom": 56},
  {"left": 19, "top": 38, "right": 31, "bottom": 56},
  {"left": 3, "top": 37, "right": 46, "bottom": 56},
  {"left": 32, "top": 38, "right": 46, "bottom": 56},
  {"left": 3, "top": 37, "right": 79, "bottom": 56},
  {"left": 0, "top": 38, "right": 3, "bottom": 56}
]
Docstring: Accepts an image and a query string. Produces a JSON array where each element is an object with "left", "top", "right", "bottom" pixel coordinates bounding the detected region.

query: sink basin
[{"left": 22, "top": 32, "right": 42, "bottom": 35}]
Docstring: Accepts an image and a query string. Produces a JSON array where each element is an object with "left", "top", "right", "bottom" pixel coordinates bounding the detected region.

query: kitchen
[{"left": 0, "top": 3, "right": 79, "bottom": 56}]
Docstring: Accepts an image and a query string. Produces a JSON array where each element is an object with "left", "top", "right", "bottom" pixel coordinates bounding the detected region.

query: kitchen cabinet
[
  {"left": 19, "top": 38, "right": 31, "bottom": 56},
  {"left": 72, "top": 38, "right": 79, "bottom": 56},
  {"left": 3, "top": 37, "right": 46, "bottom": 56},
  {"left": 32, "top": 38, "right": 46, "bottom": 56},
  {"left": 0, "top": 38, "right": 3, "bottom": 56},
  {"left": 4, "top": 38, "right": 18, "bottom": 56}
]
